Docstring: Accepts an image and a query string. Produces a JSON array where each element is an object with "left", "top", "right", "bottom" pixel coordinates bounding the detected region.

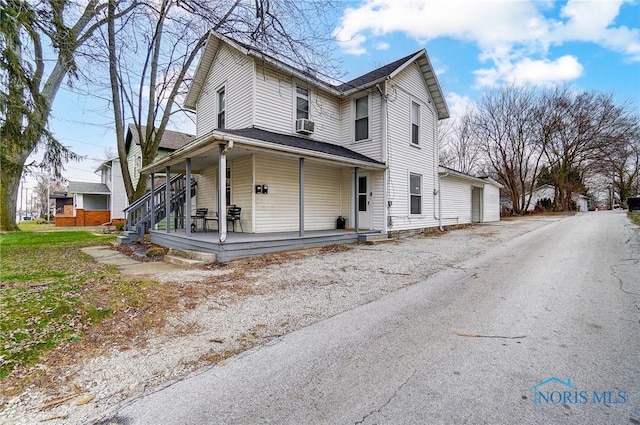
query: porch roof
[
  {"left": 439, "top": 166, "right": 503, "bottom": 188},
  {"left": 141, "top": 127, "right": 386, "bottom": 174}
]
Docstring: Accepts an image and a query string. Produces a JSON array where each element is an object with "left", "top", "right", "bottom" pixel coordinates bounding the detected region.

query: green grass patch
[
  {"left": 0, "top": 230, "right": 153, "bottom": 380},
  {"left": 628, "top": 211, "right": 640, "bottom": 226},
  {"left": 17, "top": 221, "right": 56, "bottom": 232}
]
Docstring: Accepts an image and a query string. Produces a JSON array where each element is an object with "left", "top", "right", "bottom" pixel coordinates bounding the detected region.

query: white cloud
[
  {"left": 446, "top": 92, "right": 475, "bottom": 119},
  {"left": 334, "top": 0, "right": 638, "bottom": 86},
  {"left": 474, "top": 55, "right": 584, "bottom": 87},
  {"left": 374, "top": 41, "right": 390, "bottom": 51}
]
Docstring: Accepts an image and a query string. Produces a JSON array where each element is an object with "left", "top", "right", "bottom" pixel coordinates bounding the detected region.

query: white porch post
[
  {"left": 150, "top": 173, "right": 155, "bottom": 230},
  {"left": 185, "top": 158, "right": 192, "bottom": 235},
  {"left": 218, "top": 144, "right": 227, "bottom": 243},
  {"left": 165, "top": 166, "right": 171, "bottom": 233},
  {"left": 299, "top": 158, "right": 304, "bottom": 237},
  {"left": 354, "top": 167, "right": 359, "bottom": 233}
]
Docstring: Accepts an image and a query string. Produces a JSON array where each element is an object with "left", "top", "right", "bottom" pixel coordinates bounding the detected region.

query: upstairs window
[
  {"left": 410, "top": 173, "right": 422, "bottom": 215},
  {"left": 217, "top": 88, "right": 226, "bottom": 129},
  {"left": 411, "top": 101, "right": 420, "bottom": 145},
  {"left": 296, "top": 87, "right": 309, "bottom": 120},
  {"left": 355, "top": 96, "right": 369, "bottom": 141},
  {"left": 135, "top": 156, "right": 141, "bottom": 175}
]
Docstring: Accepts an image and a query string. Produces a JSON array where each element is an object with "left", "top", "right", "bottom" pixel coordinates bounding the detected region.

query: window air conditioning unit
[{"left": 296, "top": 118, "right": 315, "bottom": 135}]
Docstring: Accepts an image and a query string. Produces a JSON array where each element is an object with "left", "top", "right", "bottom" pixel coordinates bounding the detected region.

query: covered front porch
[
  {"left": 151, "top": 228, "right": 381, "bottom": 262},
  {"left": 140, "top": 128, "right": 387, "bottom": 260}
]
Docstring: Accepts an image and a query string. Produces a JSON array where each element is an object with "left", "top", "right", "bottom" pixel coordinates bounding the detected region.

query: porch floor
[{"left": 150, "top": 228, "right": 381, "bottom": 262}]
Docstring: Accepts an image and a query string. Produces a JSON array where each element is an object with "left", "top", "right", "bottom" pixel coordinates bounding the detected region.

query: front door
[{"left": 357, "top": 173, "right": 370, "bottom": 230}]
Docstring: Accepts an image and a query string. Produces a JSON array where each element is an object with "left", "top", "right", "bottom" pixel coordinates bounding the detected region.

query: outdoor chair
[
  {"left": 191, "top": 208, "right": 208, "bottom": 232},
  {"left": 226, "top": 206, "right": 243, "bottom": 232}
]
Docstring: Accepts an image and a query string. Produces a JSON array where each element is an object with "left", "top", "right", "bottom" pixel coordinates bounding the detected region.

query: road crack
[
  {"left": 355, "top": 369, "right": 417, "bottom": 424},
  {"left": 609, "top": 265, "right": 640, "bottom": 297}
]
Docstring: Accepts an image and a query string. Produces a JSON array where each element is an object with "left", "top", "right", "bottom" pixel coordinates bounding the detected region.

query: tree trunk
[{"left": 0, "top": 163, "right": 24, "bottom": 232}]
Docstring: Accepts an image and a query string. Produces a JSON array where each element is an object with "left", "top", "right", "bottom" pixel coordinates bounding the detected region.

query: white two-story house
[{"left": 138, "top": 32, "right": 501, "bottom": 261}]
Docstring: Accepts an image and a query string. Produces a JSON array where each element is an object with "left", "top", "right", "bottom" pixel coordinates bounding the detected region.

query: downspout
[
  {"left": 378, "top": 79, "right": 390, "bottom": 233},
  {"left": 435, "top": 172, "right": 447, "bottom": 231},
  {"left": 432, "top": 101, "right": 443, "bottom": 230},
  {"left": 218, "top": 141, "right": 233, "bottom": 243}
]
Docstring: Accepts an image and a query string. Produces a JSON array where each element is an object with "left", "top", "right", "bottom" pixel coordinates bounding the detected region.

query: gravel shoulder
[{"left": 0, "top": 216, "right": 567, "bottom": 424}]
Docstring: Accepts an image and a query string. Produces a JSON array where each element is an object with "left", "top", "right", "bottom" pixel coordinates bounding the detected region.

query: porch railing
[{"left": 123, "top": 174, "right": 196, "bottom": 241}]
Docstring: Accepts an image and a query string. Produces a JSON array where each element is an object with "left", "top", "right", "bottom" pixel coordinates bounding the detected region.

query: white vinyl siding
[
  {"left": 254, "top": 63, "right": 295, "bottom": 133},
  {"left": 337, "top": 96, "right": 382, "bottom": 162},
  {"left": 110, "top": 159, "right": 128, "bottom": 219},
  {"left": 483, "top": 183, "right": 501, "bottom": 222},
  {"left": 439, "top": 176, "right": 473, "bottom": 225},
  {"left": 304, "top": 162, "right": 341, "bottom": 231},
  {"left": 231, "top": 156, "right": 253, "bottom": 231},
  {"left": 254, "top": 156, "right": 299, "bottom": 232},
  {"left": 196, "top": 167, "right": 218, "bottom": 215},
  {"left": 196, "top": 43, "right": 253, "bottom": 136},
  {"left": 254, "top": 63, "right": 341, "bottom": 141},
  {"left": 309, "top": 89, "right": 341, "bottom": 143},
  {"left": 385, "top": 63, "right": 438, "bottom": 231}
]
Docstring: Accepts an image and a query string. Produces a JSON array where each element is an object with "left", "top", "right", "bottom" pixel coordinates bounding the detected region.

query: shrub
[{"left": 145, "top": 247, "right": 165, "bottom": 257}]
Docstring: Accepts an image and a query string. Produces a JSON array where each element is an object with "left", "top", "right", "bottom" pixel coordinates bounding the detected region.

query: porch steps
[
  {"left": 359, "top": 233, "right": 396, "bottom": 245},
  {"left": 163, "top": 247, "right": 217, "bottom": 267},
  {"left": 115, "top": 231, "right": 138, "bottom": 245}
]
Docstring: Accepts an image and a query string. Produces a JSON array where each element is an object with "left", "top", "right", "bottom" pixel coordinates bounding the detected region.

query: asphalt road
[{"left": 101, "top": 211, "right": 640, "bottom": 425}]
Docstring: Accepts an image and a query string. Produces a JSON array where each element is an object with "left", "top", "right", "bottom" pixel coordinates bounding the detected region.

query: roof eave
[
  {"left": 141, "top": 130, "right": 386, "bottom": 174},
  {"left": 389, "top": 50, "right": 449, "bottom": 120}
]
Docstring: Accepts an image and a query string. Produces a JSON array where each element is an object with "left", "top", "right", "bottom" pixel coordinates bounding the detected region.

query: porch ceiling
[{"left": 141, "top": 128, "right": 386, "bottom": 174}]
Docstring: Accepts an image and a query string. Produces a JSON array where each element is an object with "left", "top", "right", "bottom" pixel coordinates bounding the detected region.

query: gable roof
[
  {"left": 185, "top": 32, "right": 449, "bottom": 119},
  {"left": 67, "top": 181, "right": 110, "bottom": 194},
  {"left": 124, "top": 124, "right": 196, "bottom": 153},
  {"left": 219, "top": 128, "right": 384, "bottom": 166}
]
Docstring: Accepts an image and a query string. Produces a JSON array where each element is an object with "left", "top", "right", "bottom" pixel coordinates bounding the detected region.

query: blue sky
[{"left": 39, "top": 0, "right": 640, "bottom": 187}]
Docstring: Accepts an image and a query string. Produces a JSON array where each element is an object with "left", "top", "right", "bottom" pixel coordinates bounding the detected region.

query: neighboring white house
[
  {"left": 526, "top": 184, "right": 589, "bottom": 212},
  {"left": 141, "top": 32, "right": 501, "bottom": 236},
  {"left": 95, "top": 157, "right": 128, "bottom": 222}
]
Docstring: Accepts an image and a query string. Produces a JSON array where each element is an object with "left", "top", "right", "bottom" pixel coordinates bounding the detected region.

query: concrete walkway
[{"left": 81, "top": 246, "right": 179, "bottom": 276}]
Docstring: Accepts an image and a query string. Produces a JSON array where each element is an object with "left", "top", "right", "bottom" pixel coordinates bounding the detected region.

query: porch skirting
[{"left": 149, "top": 229, "right": 380, "bottom": 262}]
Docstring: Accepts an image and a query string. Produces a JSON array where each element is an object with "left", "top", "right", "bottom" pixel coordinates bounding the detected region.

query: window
[
  {"left": 217, "top": 88, "right": 225, "bottom": 129},
  {"left": 411, "top": 101, "right": 420, "bottom": 145},
  {"left": 135, "top": 156, "right": 141, "bottom": 174},
  {"left": 296, "top": 86, "right": 309, "bottom": 120},
  {"left": 410, "top": 173, "right": 422, "bottom": 215},
  {"left": 355, "top": 96, "right": 369, "bottom": 141}
]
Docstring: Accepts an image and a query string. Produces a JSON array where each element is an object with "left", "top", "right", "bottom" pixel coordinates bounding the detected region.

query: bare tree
[
  {"left": 539, "top": 87, "right": 638, "bottom": 211},
  {"left": 99, "top": 0, "right": 340, "bottom": 203},
  {"left": 0, "top": 0, "right": 137, "bottom": 231},
  {"left": 597, "top": 130, "right": 640, "bottom": 207},
  {"left": 439, "top": 111, "right": 482, "bottom": 174},
  {"left": 471, "top": 86, "right": 546, "bottom": 214}
]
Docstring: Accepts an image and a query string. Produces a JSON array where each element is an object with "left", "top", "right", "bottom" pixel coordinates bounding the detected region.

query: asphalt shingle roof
[
  {"left": 335, "top": 51, "right": 420, "bottom": 92},
  {"left": 218, "top": 128, "right": 384, "bottom": 165},
  {"left": 127, "top": 124, "right": 196, "bottom": 152},
  {"left": 67, "top": 181, "right": 110, "bottom": 194}
]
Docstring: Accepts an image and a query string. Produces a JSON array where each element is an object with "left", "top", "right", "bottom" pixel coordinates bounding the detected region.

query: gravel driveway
[{"left": 1, "top": 216, "right": 567, "bottom": 424}]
